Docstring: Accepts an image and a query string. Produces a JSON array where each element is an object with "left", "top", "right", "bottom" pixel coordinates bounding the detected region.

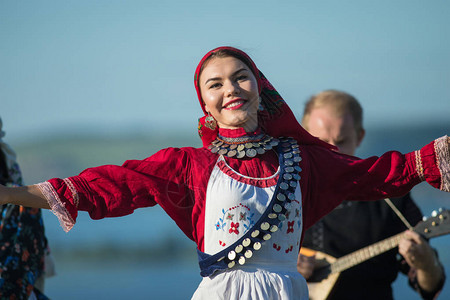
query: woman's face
[{"left": 199, "top": 56, "right": 259, "bottom": 132}]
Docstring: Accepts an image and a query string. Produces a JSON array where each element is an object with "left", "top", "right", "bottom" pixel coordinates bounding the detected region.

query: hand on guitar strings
[{"left": 398, "top": 230, "right": 437, "bottom": 270}]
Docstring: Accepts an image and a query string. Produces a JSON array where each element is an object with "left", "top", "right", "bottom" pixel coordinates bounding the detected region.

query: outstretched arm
[
  {"left": 399, "top": 230, "right": 445, "bottom": 297},
  {"left": 0, "top": 184, "right": 50, "bottom": 209}
]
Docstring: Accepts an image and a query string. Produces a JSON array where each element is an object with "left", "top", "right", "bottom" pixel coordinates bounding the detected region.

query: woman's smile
[{"left": 223, "top": 98, "right": 247, "bottom": 110}]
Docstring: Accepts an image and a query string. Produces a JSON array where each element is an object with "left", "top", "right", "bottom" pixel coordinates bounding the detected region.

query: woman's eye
[
  {"left": 236, "top": 75, "right": 248, "bottom": 81},
  {"left": 209, "top": 82, "right": 222, "bottom": 89}
]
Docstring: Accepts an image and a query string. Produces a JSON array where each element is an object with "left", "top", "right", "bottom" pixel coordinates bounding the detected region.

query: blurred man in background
[{"left": 297, "top": 90, "right": 445, "bottom": 300}]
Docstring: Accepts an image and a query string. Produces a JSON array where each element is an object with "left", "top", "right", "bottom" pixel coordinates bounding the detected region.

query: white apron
[{"left": 192, "top": 156, "right": 308, "bottom": 300}]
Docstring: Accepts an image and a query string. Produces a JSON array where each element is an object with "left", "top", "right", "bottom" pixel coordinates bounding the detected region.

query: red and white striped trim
[
  {"left": 217, "top": 158, "right": 279, "bottom": 188},
  {"left": 414, "top": 150, "right": 425, "bottom": 181},
  {"left": 63, "top": 177, "right": 79, "bottom": 208},
  {"left": 36, "top": 182, "right": 75, "bottom": 232}
]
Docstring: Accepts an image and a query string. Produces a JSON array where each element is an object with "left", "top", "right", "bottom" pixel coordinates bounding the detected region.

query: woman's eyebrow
[{"left": 204, "top": 68, "right": 248, "bottom": 85}]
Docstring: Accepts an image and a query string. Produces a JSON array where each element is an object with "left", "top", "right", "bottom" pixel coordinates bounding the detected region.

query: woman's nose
[{"left": 225, "top": 81, "right": 240, "bottom": 96}]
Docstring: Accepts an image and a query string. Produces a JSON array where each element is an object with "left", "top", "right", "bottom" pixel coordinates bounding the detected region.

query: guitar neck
[{"left": 330, "top": 232, "right": 404, "bottom": 274}]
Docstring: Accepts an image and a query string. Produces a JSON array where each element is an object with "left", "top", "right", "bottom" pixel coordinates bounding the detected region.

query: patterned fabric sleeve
[{"left": 37, "top": 147, "right": 196, "bottom": 237}]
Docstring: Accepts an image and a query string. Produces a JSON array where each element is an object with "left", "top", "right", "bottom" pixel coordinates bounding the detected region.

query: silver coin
[
  {"left": 285, "top": 167, "right": 294, "bottom": 173},
  {"left": 294, "top": 166, "right": 302, "bottom": 172},
  {"left": 228, "top": 250, "right": 236, "bottom": 260},
  {"left": 263, "top": 233, "right": 271, "bottom": 241},
  {"left": 251, "top": 230, "right": 260, "bottom": 238},
  {"left": 268, "top": 213, "right": 278, "bottom": 219},
  {"left": 280, "top": 182, "right": 289, "bottom": 190},
  {"left": 242, "top": 238, "right": 251, "bottom": 247},
  {"left": 260, "top": 222, "right": 270, "bottom": 231},
  {"left": 273, "top": 204, "right": 282, "bottom": 213},
  {"left": 285, "top": 160, "right": 294, "bottom": 166},
  {"left": 252, "top": 142, "right": 260, "bottom": 148},
  {"left": 270, "top": 225, "right": 278, "bottom": 233},
  {"left": 246, "top": 148, "right": 257, "bottom": 157},
  {"left": 227, "top": 150, "right": 237, "bottom": 157},
  {"left": 237, "top": 144, "right": 245, "bottom": 151},
  {"left": 236, "top": 150, "right": 246, "bottom": 158},
  {"left": 238, "top": 256, "right": 246, "bottom": 265},
  {"left": 290, "top": 181, "right": 297, "bottom": 188},
  {"left": 283, "top": 173, "right": 293, "bottom": 180},
  {"left": 256, "top": 147, "right": 265, "bottom": 155},
  {"left": 253, "top": 242, "right": 261, "bottom": 250},
  {"left": 277, "top": 193, "right": 286, "bottom": 201},
  {"left": 245, "top": 142, "right": 253, "bottom": 149},
  {"left": 235, "top": 244, "right": 243, "bottom": 253},
  {"left": 263, "top": 144, "right": 273, "bottom": 150},
  {"left": 228, "top": 261, "right": 235, "bottom": 268},
  {"left": 211, "top": 146, "right": 220, "bottom": 153},
  {"left": 283, "top": 153, "right": 293, "bottom": 159},
  {"left": 244, "top": 250, "right": 253, "bottom": 258},
  {"left": 293, "top": 156, "right": 302, "bottom": 162},
  {"left": 288, "top": 193, "right": 296, "bottom": 200},
  {"left": 229, "top": 144, "right": 238, "bottom": 150},
  {"left": 278, "top": 214, "right": 286, "bottom": 221},
  {"left": 218, "top": 149, "right": 228, "bottom": 155}
]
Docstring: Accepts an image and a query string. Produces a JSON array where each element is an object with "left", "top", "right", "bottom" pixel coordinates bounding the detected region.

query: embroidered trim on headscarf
[
  {"left": 36, "top": 182, "right": 75, "bottom": 232},
  {"left": 63, "top": 178, "right": 80, "bottom": 208},
  {"left": 415, "top": 150, "right": 425, "bottom": 181},
  {"left": 434, "top": 136, "right": 449, "bottom": 192}
]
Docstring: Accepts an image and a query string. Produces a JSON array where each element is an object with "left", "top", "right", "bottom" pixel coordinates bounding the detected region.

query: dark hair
[{"left": 199, "top": 48, "right": 257, "bottom": 78}]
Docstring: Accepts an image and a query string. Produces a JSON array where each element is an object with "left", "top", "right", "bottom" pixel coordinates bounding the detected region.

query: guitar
[{"left": 301, "top": 209, "right": 450, "bottom": 300}]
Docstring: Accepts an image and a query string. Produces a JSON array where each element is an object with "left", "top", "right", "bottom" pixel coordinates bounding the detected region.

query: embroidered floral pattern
[
  {"left": 286, "top": 221, "right": 295, "bottom": 234},
  {"left": 229, "top": 222, "right": 240, "bottom": 234},
  {"left": 214, "top": 204, "right": 255, "bottom": 247}
]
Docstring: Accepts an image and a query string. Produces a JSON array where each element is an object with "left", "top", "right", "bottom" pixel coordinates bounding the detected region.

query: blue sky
[{"left": 1, "top": 0, "right": 449, "bottom": 143}]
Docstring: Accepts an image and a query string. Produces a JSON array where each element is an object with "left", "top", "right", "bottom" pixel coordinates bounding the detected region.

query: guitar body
[{"left": 301, "top": 249, "right": 339, "bottom": 300}]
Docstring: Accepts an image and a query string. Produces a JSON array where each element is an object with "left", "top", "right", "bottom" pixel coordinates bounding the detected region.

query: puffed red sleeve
[
  {"left": 36, "top": 147, "right": 195, "bottom": 235},
  {"left": 301, "top": 136, "right": 449, "bottom": 230}
]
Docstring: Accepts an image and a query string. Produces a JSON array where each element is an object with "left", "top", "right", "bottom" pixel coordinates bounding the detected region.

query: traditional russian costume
[{"left": 35, "top": 47, "right": 449, "bottom": 300}]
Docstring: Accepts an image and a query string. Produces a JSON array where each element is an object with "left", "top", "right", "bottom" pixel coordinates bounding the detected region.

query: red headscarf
[{"left": 195, "top": 46, "right": 333, "bottom": 150}]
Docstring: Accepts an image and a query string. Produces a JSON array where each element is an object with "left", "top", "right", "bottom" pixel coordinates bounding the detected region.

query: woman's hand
[
  {"left": 0, "top": 184, "right": 10, "bottom": 205},
  {"left": 0, "top": 184, "right": 50, "bottom": 209}
]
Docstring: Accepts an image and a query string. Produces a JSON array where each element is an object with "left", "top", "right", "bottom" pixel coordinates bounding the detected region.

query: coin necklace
[{"left": 208, "top": 133, "right": 280, "bottom": 158}]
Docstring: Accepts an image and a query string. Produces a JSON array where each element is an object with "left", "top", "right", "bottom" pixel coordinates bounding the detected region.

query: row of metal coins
[
  {"left": 209, "top": 136, "right": 281, "bottom": 158},
  {"left": 220, "top": 137, "right": 302, "bottom": 268}
]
